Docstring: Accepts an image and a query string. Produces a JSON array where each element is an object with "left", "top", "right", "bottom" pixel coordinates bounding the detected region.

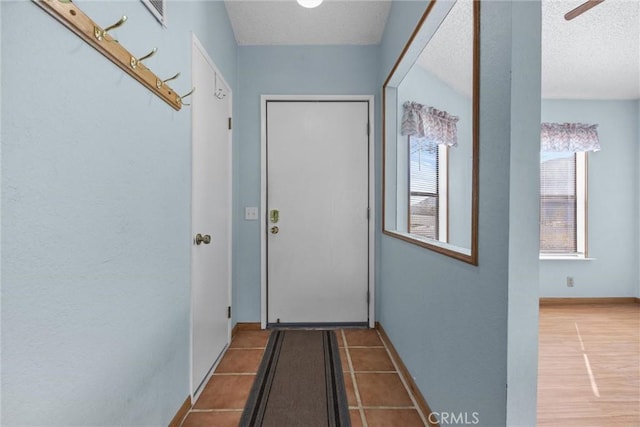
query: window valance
[
  {"left": 541, "top": 122, "right": 600, "bottom": 152},
  {"left": 401, "top": 102, "right": 459, "bottom": 148}
]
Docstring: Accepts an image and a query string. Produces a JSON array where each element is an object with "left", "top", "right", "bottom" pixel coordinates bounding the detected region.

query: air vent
[{"left": 141, "top": 0, "right": 166, "bottom": 27}]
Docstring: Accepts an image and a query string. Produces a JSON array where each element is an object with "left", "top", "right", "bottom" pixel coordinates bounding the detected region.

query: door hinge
[
  {"left": 366, "top": 122, "right": 370, "bottom": 136},
  {"left": 366, "top": 290, "right": 370, "bottom": 304},
  {"left": 227, "top": 306, "right": 231, "bottom": 319},
  {"left": 228, "top": 117, "right": 232, "bottom": 130},
  {"left": 367, "top": 207, "right": 370, "bottom": 220}
]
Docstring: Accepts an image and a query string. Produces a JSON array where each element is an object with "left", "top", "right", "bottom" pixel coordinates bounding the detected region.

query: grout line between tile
[
  {"left": 347, "top": 345, "right": 385, "bottom": 349},
  {"left": 361, "top": 405, "right": 417, "bottom": 410},
  {"left": 189, "top": 408, "right": 244, "bottom": 413},
  {"left": 375, "top": 328, "right": 429, "bottom": 426},
  {"left": 342, "top": 329, "right": 368, "bottom": 427},
  {"left": 225, "top": 347, "right": 266, "bottom": 351},
  {"left": 212, "top": 372, "right": 257, "bottom": 376},
  {"left": 178, "top": 405, "right": 190, "bottom": 427},
  {"left": 353, "top": 370, "right": 397, "bottom": 374},
  {"left": 228, "top": 346, "right": 267, "bottom": 350}
]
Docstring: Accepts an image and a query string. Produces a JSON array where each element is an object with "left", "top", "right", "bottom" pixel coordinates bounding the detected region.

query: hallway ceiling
[
  {"left": 224, "top": 0, "right": 640, "bottom": 100},
  {"left": 224, "top": 0, "right": 392, "bottom": 45}
]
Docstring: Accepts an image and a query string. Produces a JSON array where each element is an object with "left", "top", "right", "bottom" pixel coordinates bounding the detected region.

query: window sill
[
  {"left": 539, "top": 255, "right": 596, "bottom": 261},
  {"left": 391, "top": 230, "right": 472, "bottom": 256}
]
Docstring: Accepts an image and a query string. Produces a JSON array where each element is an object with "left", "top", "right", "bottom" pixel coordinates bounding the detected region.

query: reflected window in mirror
[
  {"left": 382, "top": 0, "right": 479, "bottom": 265},
  {"left": 409, "top": 136, "right": 448, "bottom": 241}
]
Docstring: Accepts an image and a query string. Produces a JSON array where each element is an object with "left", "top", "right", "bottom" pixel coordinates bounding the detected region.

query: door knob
[
  {"left": 195, "top": 233, "right": 211, "bottom": 245},
  {"left": 270, "top": 226, "right": 279, "bottom": 234}
]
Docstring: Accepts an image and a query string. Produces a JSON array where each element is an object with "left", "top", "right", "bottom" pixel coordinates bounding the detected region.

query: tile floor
[{"left": 181, "top": 328, "right": 428, "bottom": 427}]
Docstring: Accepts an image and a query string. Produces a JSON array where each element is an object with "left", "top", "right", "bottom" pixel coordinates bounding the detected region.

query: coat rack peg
[
  {"left": 163, "top": 72, "right": 180, "bottom": 83},
  {"left": 94, "top": 15, "right": 127, "bottom": 41},
  {"left": 104, "top": 15, "right": 127, "bottom": 33},
  {"left": 156, "top": 72, "right": 180, "bottom": 89},
  {"left": 138, "top": 47, "right": 157, "bottom": 62},
  {"left": 33, "top": 0, "right": 182, "bottom": 110},
  {"left": 130, "top": 47, "right": 157, "bottom": 69},
  {"left": 178, "top": 87, "right": 195, "bottom": 106}
]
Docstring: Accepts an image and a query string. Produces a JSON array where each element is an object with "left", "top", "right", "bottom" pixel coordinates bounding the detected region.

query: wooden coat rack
[{"left": 33, "top": 0, "right": 192, "bottom": 111}]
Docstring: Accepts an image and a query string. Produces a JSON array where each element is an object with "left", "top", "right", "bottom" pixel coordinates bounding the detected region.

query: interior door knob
[{"left": 195, "top": 233, "right": 211, "bottom": 245}]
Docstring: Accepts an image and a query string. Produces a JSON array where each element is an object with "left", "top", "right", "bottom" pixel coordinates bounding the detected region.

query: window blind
[
  {"left": 409, "top": 137, "right": 438, "bottom": 239},
  {"left": 540, "top": 152, "right": 576, "bottom": 253}
]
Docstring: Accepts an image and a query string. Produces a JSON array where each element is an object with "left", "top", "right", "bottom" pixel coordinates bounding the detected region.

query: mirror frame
[{"left": 382, "top": 0, "right": 479, "bottom": 265}]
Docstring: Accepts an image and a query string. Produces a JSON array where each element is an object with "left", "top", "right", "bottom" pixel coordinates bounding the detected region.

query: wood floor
[{"left": 538, "top": 303, "right": 640, "bottom": 426}]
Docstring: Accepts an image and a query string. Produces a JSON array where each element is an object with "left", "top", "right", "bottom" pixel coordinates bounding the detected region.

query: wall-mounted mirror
[{"left": 383, "top": 0, "right": 479, "bottom": 265}]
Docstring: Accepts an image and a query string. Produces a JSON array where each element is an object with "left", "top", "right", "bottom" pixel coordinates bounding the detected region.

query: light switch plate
[{"left": 245, "top": 207, "right": 259, "bottom": 221}]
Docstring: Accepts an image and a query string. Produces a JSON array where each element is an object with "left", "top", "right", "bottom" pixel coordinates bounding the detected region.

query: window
[
  {"left": 409, "top": 137, "right": 448, "bottom": 241},
  {"left": 540, "top": 151, "right": 587, "bottom": 256}
]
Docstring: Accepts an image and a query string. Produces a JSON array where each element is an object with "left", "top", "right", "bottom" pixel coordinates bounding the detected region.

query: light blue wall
[
  {"left": 377, "top": 0, "right": 430, "bottom": 328},
  {"left": 379, "top": 2, "right": 540, "bottom": 426},
  {"left": 1, "top": 1, "right": 237, "bottom": 425},
  {"left": 397, "top": 65, "right": 473, "bottom": 248},
  {"left": 539, "top": 100, "right": 639, "bottom": 297},
  {"left": 506, "top": 1, "right": 541, "bottom": 423},
  {"left": 234, "top": 45, "right": 378, "bottom": 322}
]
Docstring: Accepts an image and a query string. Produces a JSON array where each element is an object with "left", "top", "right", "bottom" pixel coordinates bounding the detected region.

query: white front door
[
  {"left": 266, "top": 101, "right": 369, "bottom": 325},
  {"left": 190, "top": 36, "right": 232, "bottom": 398}
]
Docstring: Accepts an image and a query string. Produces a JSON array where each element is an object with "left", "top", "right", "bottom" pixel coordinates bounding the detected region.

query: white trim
[
  {"left": 539, "top": 151, "right": 587, "bottom": 257},
  {"left": 438, "top": 144, "right": 449, "bottom": 242},
  {"left": 367, "top": 97, "right": 375, "bottom": 329},
  {"left": 189, "top": 33, "right": 233, "bottom": 403},
  {"left": 575, "top": 151, "right": 587, "bottom": 255},
  {"left": 390, "top": 229, "right": 472, "bottom": 256},
  {"left": 260, "top": 98, "right": 267, "bottom": 329},
  {"left": 260, "top": 95, "right": 376, "bottom": 329},
  {"left": 396, "top": 134, "right": 408, "bottom": 232}
]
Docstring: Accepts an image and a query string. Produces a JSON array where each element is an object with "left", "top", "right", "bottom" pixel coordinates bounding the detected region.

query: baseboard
[
  {"left": 540, "top": 297, "right": 639, "bottom": 306},
  {"left": 168, "top": 396, "right": 191, "bottom": 427},
  {"left": 232, "top": 322, "right": 261, "bottom": 338},
  {"left": 375, "top": 322, "right": 438, "bottom": 427}
]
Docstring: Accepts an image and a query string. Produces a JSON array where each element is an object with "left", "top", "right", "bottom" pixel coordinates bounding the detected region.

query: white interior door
[
  {"left": 266, "top": 101, "right": 369, "bottom": 324},
  {"left": 190, "top": 36, "right": 232, "bottom": 397}
]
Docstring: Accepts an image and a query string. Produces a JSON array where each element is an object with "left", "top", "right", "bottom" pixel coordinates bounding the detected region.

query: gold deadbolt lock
[
  {"left": 270, "top": 226, "right": 279, "bottom": 234},
  {"left": 270, "top": 209, "right": 280, "bottom": 223}
]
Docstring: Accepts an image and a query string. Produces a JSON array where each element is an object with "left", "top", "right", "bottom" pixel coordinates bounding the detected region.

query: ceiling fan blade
[{"left": 565, "top": 0, "right": 605, "bottom": 21}]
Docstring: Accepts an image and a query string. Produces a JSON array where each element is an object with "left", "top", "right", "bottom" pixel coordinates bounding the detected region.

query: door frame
[
  {"left": 260, "top": 95, "right": 375, "bottom": 328},
  {"left": 189, "top": 33, "right": 233, "bottom": 402}
]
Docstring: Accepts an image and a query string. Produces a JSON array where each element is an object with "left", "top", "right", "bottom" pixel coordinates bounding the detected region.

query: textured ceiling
[
  {"left": 542, "top": 0, "right": 639, "bottom": 99},
  {"left": 418, "top": 0, "right": 640, "bottom": 100},
  {"left": 225, "top": 0, "right": 640, "bottom": 100},
  {"left": 224, "top": 0, "right": 392, "bottom": 45},
  {"left": 416, "top": 0, "right": 473, "bottom": 99}
]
